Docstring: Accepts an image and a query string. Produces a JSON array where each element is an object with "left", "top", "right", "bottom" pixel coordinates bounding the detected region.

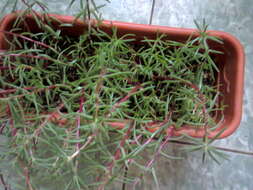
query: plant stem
[
  {"left": 76, "top": 90, "right": 85, "bottom": 149},
  {"left": 67, "top": 134, "right": 96, "bottom": 161},
  {"left": 98, "top": 121, "right": 135, "bottom": 190},
  {"left": 0, "top": 123, "right": 7, "bottom": 134},
  {"left": 0, "top": 87, "right": 36, "bottom": 95},
  {"left": 121, "top": 159, "right": 128, "bottom": 190},
  {"left": 149, "top": 0, "right": 156, "bottom": 25},
  {"left": 0, "top": 85, "right": 57, "bottom": 100},
  {"left": 86, "top": 0, "right": 91, "bottom": 21},
  {"left": 168, "top": 140, "right": 253, "bottom": 156},
  {"left": 33, "top": 103, "right": 64, "bottom": 143},
  {"left": 133, "top": 127, "right": 174, "bottom": 188},
  {"left": 107, "top": 84, "right": 142, "bottom": 117},
  {"left": 0, "top": 66, "right": 15, "bottom": 70},
  {"left": 24, "top": 167, "right": 34, "bottom": 190},
  {"left": 0, "top": 30, "right": 53, "bottom": 50},
  {"left": 0, "top": 174, "right": 10, "bottom": 190},
  {"left": 0, "top": 53, "right": 51, "bottom": 61}
]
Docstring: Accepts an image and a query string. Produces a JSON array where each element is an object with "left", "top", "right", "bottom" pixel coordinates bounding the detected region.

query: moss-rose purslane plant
[{"left": 0, "top": 0, "right": 244, "bottom": 190}]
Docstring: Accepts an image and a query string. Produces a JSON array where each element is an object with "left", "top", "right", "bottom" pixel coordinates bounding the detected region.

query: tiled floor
[{"left": 0, "top": 0, "right": 252, "bottom": 189}]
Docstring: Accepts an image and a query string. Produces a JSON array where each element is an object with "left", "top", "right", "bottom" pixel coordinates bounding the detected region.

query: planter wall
[{"left": 0, "top": 12, "right": 245, "bottom": 139}]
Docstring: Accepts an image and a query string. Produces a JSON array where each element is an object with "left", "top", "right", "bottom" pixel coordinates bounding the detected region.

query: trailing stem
[
  {"left": 98, "top": 121, "right": 135, "bottom": 190},
  {"left": 76, "top": 89, "right": 85, "bottom": 149},
  {"left": 33, "top": 103, "right": 65, "bottom": 143},
  {"left": 0, "top": 174, "right": 10, "bottom": 190}
]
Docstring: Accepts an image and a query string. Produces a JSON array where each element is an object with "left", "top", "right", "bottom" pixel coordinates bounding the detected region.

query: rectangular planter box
[{"left": 0, "top": 12, "right": 245, "bottom": 139}]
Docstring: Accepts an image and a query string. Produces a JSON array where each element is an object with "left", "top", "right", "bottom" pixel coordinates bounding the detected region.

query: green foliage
[{"left": 0, "top": 0, "right": 230, "bottom": 190}]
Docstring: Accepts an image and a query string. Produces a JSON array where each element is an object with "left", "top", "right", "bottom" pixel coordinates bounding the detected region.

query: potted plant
[{"left": 0, "top": 0, "right": 245, "bottom": 190}]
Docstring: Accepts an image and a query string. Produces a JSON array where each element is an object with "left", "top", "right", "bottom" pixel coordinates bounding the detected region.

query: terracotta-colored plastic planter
[{"left": 0, "top": 12, "right": 245, "bottom": 139}]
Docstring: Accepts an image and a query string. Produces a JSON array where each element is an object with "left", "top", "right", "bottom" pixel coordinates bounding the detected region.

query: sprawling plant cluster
[{"left": 0, "top": 1, "right": 234, "bottom": 190}]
